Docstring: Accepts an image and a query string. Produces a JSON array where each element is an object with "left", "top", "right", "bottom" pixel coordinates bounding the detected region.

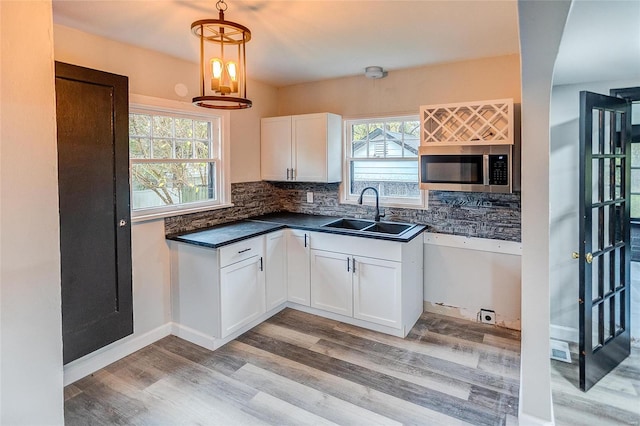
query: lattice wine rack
[{"left": 420, "top": 99, "right": 514, "bottom": 145}]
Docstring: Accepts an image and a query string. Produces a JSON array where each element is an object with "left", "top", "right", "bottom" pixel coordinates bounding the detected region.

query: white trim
[
  {"left": 63, "top": 323, "right": 172, "bottom": 386},
  {"left": 549, "top": 324, "right": 578, "bottom": 343},
  {"left": 340, "top": 191, "right": 428, "bottom": 210},
  {"left": 171, "top": 304, "right": 287, "bottom": 351},
  {"left": 288, "top": 302, "right": 408, "bottom": 337},
  {"left": 170, "top": 322, "right": 218, "bottom": 351},
  {"left": 516, "top": 413, "right": 555, "bottom": 426},
  {"left": 423, "top": 232, "right": 522, "bottom": 256},
  {"left": 132, "top": 202, "right": 234, "bottom": 223}
]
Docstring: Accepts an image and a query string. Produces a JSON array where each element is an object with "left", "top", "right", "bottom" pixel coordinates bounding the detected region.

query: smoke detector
[{"left": 364, "top": 66, "right": 387, "bottom": 79}]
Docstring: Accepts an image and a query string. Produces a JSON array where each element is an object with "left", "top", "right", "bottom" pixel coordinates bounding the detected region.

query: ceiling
[
  {"left": 554, "top": 0, "right": 640, "bottom": 86},
  {"left": 52, "top": 0, "right": 520, "bottom": 87},
  {"left": 52, "top": 0, "right": 639, "bottom": 88}
]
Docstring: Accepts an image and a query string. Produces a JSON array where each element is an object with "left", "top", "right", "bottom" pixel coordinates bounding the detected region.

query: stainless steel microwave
[{"left": 419, "top": 145, "right": 513, "bottom": 193}]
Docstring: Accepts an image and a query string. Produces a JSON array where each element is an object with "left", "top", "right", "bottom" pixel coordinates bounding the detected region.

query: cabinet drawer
[{"left": 219, "top": 236, "right": 264, "bottom": 268}]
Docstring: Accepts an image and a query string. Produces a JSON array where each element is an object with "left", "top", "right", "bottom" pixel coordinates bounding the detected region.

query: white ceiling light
[{"left": 364, "top": 66, "right": 387, "bottom": 79}]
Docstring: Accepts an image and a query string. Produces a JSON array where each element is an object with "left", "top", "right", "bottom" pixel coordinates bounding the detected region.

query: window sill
[
  {"left": 341, "top": 198, "right": 427, "bottom": 211},
  {"left": 131, "top": 203, "right": 234, "bottom": 223}
]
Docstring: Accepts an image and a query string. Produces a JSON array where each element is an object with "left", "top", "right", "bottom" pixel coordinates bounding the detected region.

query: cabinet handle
[
  {"left": 260, "top": 256, "right": 263, "bottom": 271},
  {"left": 238, "top": 248, "right": 252, "bottom": 254},
  {"left": 292, "top": 168, "right": 296, "bottom": 180},
  {"left": 352, "top": 257, "right": 356, "bottom": 274},
  {"left": 304, "top": 234, "right": 307, "bottom": 248},
  {"left": 286, "top": 168, "right": 290, "bottom": 180},
  {"left": 347, "top": 257, "right": 350, "bottom": 272}
]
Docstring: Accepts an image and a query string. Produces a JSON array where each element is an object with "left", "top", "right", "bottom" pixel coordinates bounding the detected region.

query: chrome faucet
[{"left": 358, "top": 187, "right": 385, "bottom": 222}]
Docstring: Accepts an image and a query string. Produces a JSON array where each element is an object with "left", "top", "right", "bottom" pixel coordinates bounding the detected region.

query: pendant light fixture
[{"left": 191, "top": 0, "right": 252, "bottom": 109}]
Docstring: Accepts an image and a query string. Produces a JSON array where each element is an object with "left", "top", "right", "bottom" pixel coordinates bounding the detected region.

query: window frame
[
  {"left": 341, "top": 114, "right": 428, "bottom": 209},
  {"left": 129, "top": 94, "right": 232, "bottom": 222}
]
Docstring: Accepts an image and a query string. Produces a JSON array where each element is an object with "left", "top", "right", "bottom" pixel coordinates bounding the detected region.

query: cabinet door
[
  {"left": 353, "top": 256, "right": 402, "bottom": 328},
  {"left": 286, "top": 230, "right": 310, "bottom": 306},
  {"left": 220, "top": 255, "right": 265, "bottom": 338},
  {"left": 265, "top": 231, "right": 287, "bottom": 310},
  {"left": 310, "top": 249, "right": 353, "bottom": 317},
  {"left": 261, "top": 116, "right": 292, "bottom": 181},
  {"left": 293, "top": 114, "right": 328, "bottom": 182}
]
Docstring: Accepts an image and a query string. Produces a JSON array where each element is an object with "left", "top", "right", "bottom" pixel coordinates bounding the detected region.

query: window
[
  {"left": 343, "top": 115, "right": 426, "bottom": 208},
  {"left": 129, "top": 100, "right": 229, "bottom": 220}
]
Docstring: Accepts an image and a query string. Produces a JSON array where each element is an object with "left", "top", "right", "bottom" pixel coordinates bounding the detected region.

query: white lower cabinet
[
  {"left": 286, "top": 229, "right": 311, "bottom": 306},
  {"left": 310, "top": 249, "right": 353, "bottom": 316},
  {"left": 170, "top": 227, "right": 423, "bottom": 351},
  {"left": 308, "top": 231, "right": 423, "bottom": 337},
  {"left": 170, "top": 234, "right": 268, "bottom": 347},
  {"left": 265, "top": 230, "right": 287, "bottom": 310},
  {"left": 353, "top": 256, "right": 402, "bottom": 329},
  {"left": 220, "top": 255, "right": 265, "bottom": 338}
]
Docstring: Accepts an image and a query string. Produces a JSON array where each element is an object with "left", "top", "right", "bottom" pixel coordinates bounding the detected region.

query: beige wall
[
  {"left": 276, "top": 54, "right": 521, "bottom": 118},
  {"left": 53, "top": 24, "right": 278, "bottom": 183},
  {"left": 1, "top": 1, "right": 64, "bottom": 423}
]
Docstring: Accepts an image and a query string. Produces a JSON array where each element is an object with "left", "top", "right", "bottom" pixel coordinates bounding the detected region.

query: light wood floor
[
  {"left": 65, "top": 309, "right": 522, "bottom": 425},
  {"left": 551, "top": 346, "right": 640, "bottom": 425}
]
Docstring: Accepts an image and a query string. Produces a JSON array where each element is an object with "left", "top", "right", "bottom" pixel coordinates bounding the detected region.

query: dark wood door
[
  {"left": 55, "top": 62, "right": 132, "bottom": 364},
  {"left": 578, "top": 91, "right": 631, "bottom": 391}
]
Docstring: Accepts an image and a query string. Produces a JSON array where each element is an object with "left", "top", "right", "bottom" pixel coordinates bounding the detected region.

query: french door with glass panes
[{"left": 578, "top": 91, "right": 631, "bottom": 392}]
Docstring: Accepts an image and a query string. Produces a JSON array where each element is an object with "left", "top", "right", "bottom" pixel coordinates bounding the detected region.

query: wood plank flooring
[
  {"left": 65, "top": 309, "right": 522, "bottom": 426},
  {"left": 551, "top": 346, "right": 640, "bottom": 426}
]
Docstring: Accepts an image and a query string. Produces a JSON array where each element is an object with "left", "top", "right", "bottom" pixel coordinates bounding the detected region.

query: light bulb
[
  {"left": 226, "top": 61, "right": 238, "bottom": 93},
  {"left": 210, "top": 58, "right": 223, "bottom": 91}
]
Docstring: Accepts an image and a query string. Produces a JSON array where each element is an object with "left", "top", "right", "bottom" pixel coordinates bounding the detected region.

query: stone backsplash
[
  {"left": 165, "top": 181, "right": 521, "bottom": 242},
  {"left": 164, "top": 181, "right": 281, "bottom": 235}
]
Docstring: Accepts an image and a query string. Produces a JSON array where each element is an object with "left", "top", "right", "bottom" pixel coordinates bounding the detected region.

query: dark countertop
[
  {"left": 167, "top": 220, "right": 285, "bottom": 249},
  {"left": 167, "top": 212, "right": 426, "bottom": 249}
]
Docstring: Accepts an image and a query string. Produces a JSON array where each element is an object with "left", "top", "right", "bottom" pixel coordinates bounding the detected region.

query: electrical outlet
[
  {"left": 306, "top": 192, "right": 313, "bottom": 203},
  {"left": 480, "top": 309, "right": 496, "bottom": 325}
]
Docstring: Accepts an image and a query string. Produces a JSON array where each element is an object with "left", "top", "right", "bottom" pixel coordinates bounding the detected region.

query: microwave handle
[{"left": 483, "top": 154, "right": 490, "bottom": 186}]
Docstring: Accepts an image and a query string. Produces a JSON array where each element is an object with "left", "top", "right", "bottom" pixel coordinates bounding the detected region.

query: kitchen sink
[
  {"left": 323, "top": 218, "right": 415, "bottom": 236},
  {"left": 362, "top": 222, "right": 414, "bottom": 235},
  {"left": 322, "top": 218, "right": 374, "bottom": 230}
]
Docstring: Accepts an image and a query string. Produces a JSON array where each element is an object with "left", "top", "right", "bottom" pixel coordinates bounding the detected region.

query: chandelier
[{"left": 191, "top": 0, "right": 252, "bottom": 109}]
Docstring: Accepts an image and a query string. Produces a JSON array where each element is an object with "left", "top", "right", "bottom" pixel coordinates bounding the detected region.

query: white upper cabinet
[
  {"left": 261, "top": 116, "right": 292, "bottom": 181},
  {"left": 261, "top": 113, "right": 342, "bottom": 182},
  {"left": 420, "top": 99, "right": 514, "bottom": 146}
]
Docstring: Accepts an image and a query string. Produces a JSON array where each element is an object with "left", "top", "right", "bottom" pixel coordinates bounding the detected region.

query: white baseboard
[
  {"left": 549, "top": 324, "right": 578, "bottom": 344},
  {"left": 63, "top": 323, "right": 172, "bottom": 386},
  {"left": 288, "top": 302, "right": 408, "bottom": 337},
  {"left": 171, "top": 322, "right": 217, "bottom": 351},
  {"left": 172, "top": 304, "right": 287, "bottom": 352},
  {"left": 517, "top": 412, "right": 554, "bottom": 426}
]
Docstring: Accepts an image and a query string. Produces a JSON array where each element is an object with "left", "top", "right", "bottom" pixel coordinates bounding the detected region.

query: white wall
[
  {"left": 53, "top": 24, "right": 278, "bottom": 184},
  {"left": 423, "top": 234, "right": 522, "bottom": 330},
  {"left": 277, "top": 54, "right": 521, "bottom": 117},
  {"left": 517, "top": 0, "right": 571, "bottom": 424},
  {"left": 0, "top": 1, "right": 64, "bottom": 423},
  {"left": 550, "top": 78, "right": 640, "bottom": 345},
  {"left": 52, "top": 23, "right": 279, "bottom": 382}
]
